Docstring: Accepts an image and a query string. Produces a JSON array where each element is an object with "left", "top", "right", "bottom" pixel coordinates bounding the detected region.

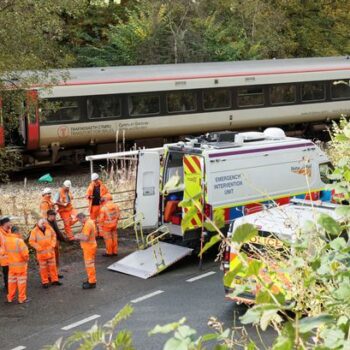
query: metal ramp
[
  {"left": 108, "top": 213, "right": 192, "bottom": 279},
  {"left": 108, "top": 242, "right": 192, "bottom": 279}
]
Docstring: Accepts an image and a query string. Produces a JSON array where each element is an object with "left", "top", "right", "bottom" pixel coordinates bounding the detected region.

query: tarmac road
[{"left": 0, "top": 241, "right": 275, "bottom": 350}]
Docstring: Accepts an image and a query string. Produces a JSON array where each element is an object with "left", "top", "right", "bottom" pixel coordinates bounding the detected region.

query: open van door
[{"left": 135, "top": 150, "right": 160, "bottom": 228}]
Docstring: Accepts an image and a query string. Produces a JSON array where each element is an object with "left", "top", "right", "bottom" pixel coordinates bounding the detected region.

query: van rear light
[
  {"left": 223, "top": 246, "right": 233, "bottom": 273},
  {"left": 204, "top": 203, "right": 212, "bottom": 219}
]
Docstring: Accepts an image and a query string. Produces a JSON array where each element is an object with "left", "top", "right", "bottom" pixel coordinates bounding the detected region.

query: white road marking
[
  {"left": 61, "top": 314, "right": 101, "bottom": 331},
  {"left": 11, "top": 347, "right": 26, "bottom": 350},
  {"left": 186, "top": 271, "right": 216, "bottom": 282},
  {"left": 131, "top": 290, "right": 164, "bottom": 303}
]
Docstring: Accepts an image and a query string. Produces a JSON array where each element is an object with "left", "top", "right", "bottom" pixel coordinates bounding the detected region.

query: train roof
[{"left": 28, "top": 56, "right": 350, "bottom": 87}]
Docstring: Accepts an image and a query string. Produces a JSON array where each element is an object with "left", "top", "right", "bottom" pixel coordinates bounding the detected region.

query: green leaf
[
  {"left": 178, "top": 192, "right": 202, "bottom": 208},
  {"left": 336, "top": 205, "right": 350, "bottom": 218},
  {"left": 199, "top": 234, "right": 221, "bottom": 255},
  {"left": 181, "top": 206, "right": 199, "bottom": 231},
  {"left": 317, "top": 213, "right": 342, "bottom": 236},
  {"left": 320, "top": 328, "right": 346, "bottom": 349},
  {"left": 149, "top": 318, "right": 186, "bottom": 336},
  {"left": 231, "top": 223, "right": 258, "bottom": 244},
  {"left": 260, "top": 309, "right": 282, "bottom": 331},
  {"left": 329, "top": 237, "right": 347, "bottom": 250},
  {"left": 246, "top": 259, "right": 263, "bottom": 277},
  {"left": 298, "top": 314, "right": 334, "bottom": 333},
  {"left": 245, "top": 341, "right": 257, "bottom": 350},
  {"left": 272, "top": 335, "right": 293, "bottom": 350},
  {"left": 163, "top": 338, "right": 188, "bottom": 350}
]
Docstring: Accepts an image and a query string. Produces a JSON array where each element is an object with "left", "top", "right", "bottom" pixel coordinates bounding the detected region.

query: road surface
[{"left": 0, "top": 241, "right": 275, "bottom": 350}]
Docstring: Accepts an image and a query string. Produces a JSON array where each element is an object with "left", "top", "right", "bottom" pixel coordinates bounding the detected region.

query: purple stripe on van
[{"left": 208, "top": 142, "right": 315, "bottom": 158}]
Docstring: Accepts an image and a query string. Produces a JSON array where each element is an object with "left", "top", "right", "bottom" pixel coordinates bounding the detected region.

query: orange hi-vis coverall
[
  {"left": 56, "top": 188, "right": 77, "bottom": 241},
  {"left": 80, "top": 219, "right": 97, "bottom": 284},
  {"left": 2, "top": 235, "right": 29, "bottom": 303},
  {"left": 86, "top": 180, "right": 109, "bottom": 237},
  {"left": 0, "top": 227, "right": 10, "bottom": 291},
  {"left": 29, "top": 225, "right": 58, "bottom": 285},
  {"left": 40, "top": 194, "right": 54, "bottom": 218},
  {"left": 99, "top": 200, "right": 120, "bottom": 255}
]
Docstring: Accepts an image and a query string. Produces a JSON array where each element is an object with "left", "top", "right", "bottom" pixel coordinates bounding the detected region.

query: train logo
[{"left": 57, "top": 126, "right": 70, "bottom": 138}]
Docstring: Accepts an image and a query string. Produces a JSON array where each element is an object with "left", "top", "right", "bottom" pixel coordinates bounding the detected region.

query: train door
[
  {"left": 0, "top": 98, "right": 4, "bottom": 147},
  {"left": 135, "top": 150, "right": 160, "bottom": 228},
  {"left": 26, "top": 90, "right": 40, "bottom": 150}
]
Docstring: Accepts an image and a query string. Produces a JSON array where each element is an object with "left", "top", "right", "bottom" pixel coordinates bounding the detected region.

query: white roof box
[
  {"left": 235, "top": 131, "right": 265, "bottom": 144},
  {"left": 264, "top": 127, "right": 286, "bottom": 139}
]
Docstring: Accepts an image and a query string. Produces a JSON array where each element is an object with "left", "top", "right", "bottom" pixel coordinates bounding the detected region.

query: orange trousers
[
  {"left": 83, "top": 246, "right": 97, "bottom": 284},
  {"left": 7, "top": 267, "right": 27, "bottom": 303},
  {"left": 59, "top": 210, "right": 78, "bottom": 240},
  {"left": 102, "top": 226, "right": 118, "bottom": 255},
  {"left": 38, "top": 257, "right": 58, "bottom": 284},
  {"left": 90, "top": 205, "right": 102, "bottom": 237}
]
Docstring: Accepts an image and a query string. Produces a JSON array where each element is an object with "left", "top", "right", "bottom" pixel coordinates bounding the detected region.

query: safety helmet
[
  {"left": 63, "top": 180, "right": 72, "bottom": 188},
  {"left": 42, "top": 187, "right": 52, "bottom": 195},
  {"left": 91, "top": 173, "right": 99, "bottom": 181}
]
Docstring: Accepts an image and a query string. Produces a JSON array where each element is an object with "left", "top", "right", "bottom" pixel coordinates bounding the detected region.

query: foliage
[
  {"left": 44, "top": 304, "right": 135, "bottom": 350},
  {"left": 72, "top": 0, "right": 350, "bottom": 66},
  {"left": 220, "top": 120, "right": 350, "bottom": 349},
  {"left": 149, "top": 316, "right": 252, "bottom": 350}
]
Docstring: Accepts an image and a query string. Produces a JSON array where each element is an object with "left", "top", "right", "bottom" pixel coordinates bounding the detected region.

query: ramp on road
[{"left": 108, "top": 242, "right": 193, "bottom": 279}]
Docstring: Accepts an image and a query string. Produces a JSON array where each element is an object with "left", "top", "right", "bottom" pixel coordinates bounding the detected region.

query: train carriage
[{"left": 1, "top": 56, "right": 350, "bottom": 167}]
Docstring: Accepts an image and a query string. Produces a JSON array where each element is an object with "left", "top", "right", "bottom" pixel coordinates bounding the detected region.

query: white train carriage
[{"left": 1, "top": 56, "right": 350, "bottom": 166}]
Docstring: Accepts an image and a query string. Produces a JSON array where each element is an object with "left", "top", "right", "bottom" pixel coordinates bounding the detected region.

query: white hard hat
[
  {"left": 91, "top": 173, "right": 99, "bottom": 181},
  {"left": 63, "top": 180, "right": 72, "bottom": 188},
  {"left": 42, "top": 187, "right": 51, "bottom": 195}
]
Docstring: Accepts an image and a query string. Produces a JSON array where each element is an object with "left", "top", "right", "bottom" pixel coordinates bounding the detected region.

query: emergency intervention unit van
[
  {"left": 88, "top": 128, "right": 331, "bottom": 243},
  {"left": 223, "top": 199, "right": 344, "bottom": 304}
]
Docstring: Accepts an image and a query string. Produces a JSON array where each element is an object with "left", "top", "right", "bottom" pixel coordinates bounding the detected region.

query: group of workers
[{"left": 0, "top": 173, "right": 120, "bottom": 304}]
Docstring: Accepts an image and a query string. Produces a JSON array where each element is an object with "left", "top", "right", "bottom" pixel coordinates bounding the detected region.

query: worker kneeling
[
  {"left": 99, "top": 194, "right": 120, "bottom": 257},
  {"left": 29, "top": 219, "right": 62, "bottom": 288},
  {"left": 1, "top": 222, "right": 30, "bottom": 304},
  {"left": 75, "top": 213, "right": 97, "bottom": 289}
]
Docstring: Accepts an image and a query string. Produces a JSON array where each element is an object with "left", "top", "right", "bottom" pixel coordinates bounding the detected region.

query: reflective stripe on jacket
[
  {"left": 29, "top": 225, "right": 56, "bottom": 260},
  {"left": 80, "top": 219, "right": 97, "bottom": 249},
  {"left": 99, "top": 201, "right": 120, "bottom": 229},
  {"left": 3, "top": 235, "right": 28, "bottom": 273}
]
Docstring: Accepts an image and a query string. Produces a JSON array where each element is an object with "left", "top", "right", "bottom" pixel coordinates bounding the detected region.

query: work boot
[
  {"left": 58, "top": 274, "right": 64, "bottom": 279},
  {"left": 19, "top": 298, "right": 31, "bottom": 304},
  {"left": 102, "top": 253, "right": 113, "bottom": 257},
  {"left": 42, "top": 283, "right": 49, "bottom": 289},
  {"left": 82, "top": 282, "right": 96, "bottom": 289},
  {"left": 52, "top": 281, "right": 63, "bottom": 286}
]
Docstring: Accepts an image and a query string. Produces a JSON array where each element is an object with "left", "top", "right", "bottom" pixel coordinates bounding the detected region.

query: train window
[
  {"left": 87, "top": 95, "right": 120, "bottom": 119},
  {"left": 167, "top": 91, "right": 197, "bottom": 113},
  {"left": 44, "top": 99, "right": 81, "bottom": 123},
  {"left": 203, "top": 88, "right": 231, "bottom": 110},
  {"left": 129, "top": 94, "right": 160, "bottom": 116},
  {"left": 331, "top": 80, "right": 350, "bottom": 100},
  {"left": 270, "top": 84, "right": 296, "bottom": 105},
  {"left": 302, "top": 82, "right": 325, "bottom": 102},
  {"left": 237, "top": 86, "right": 264, "bottom": 107}
]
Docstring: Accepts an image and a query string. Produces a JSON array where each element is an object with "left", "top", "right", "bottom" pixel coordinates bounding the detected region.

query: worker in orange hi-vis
[
  {"left": 0, "top": 217, "right": 12, "bottom": 292},
  {"left": 74, "top": 213, "right": 97, "bottom": 289},
  {"left": 54, "top": 180, "right": 78, "bottom": 241},
  {"left": 29, "top": 219, "right": 62, "bottom": 289},
  {"left": 1, "top": 228, "right": 30, "bottom": 304},
  {"left": 86, "top": 173, "right": 109, "bottom": 238},
  {"left": 99, "top": 194, "right": 120, "bottom": 257},
  {"left": 40, "top": 188, "right": 55, "bottom": 218}
]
